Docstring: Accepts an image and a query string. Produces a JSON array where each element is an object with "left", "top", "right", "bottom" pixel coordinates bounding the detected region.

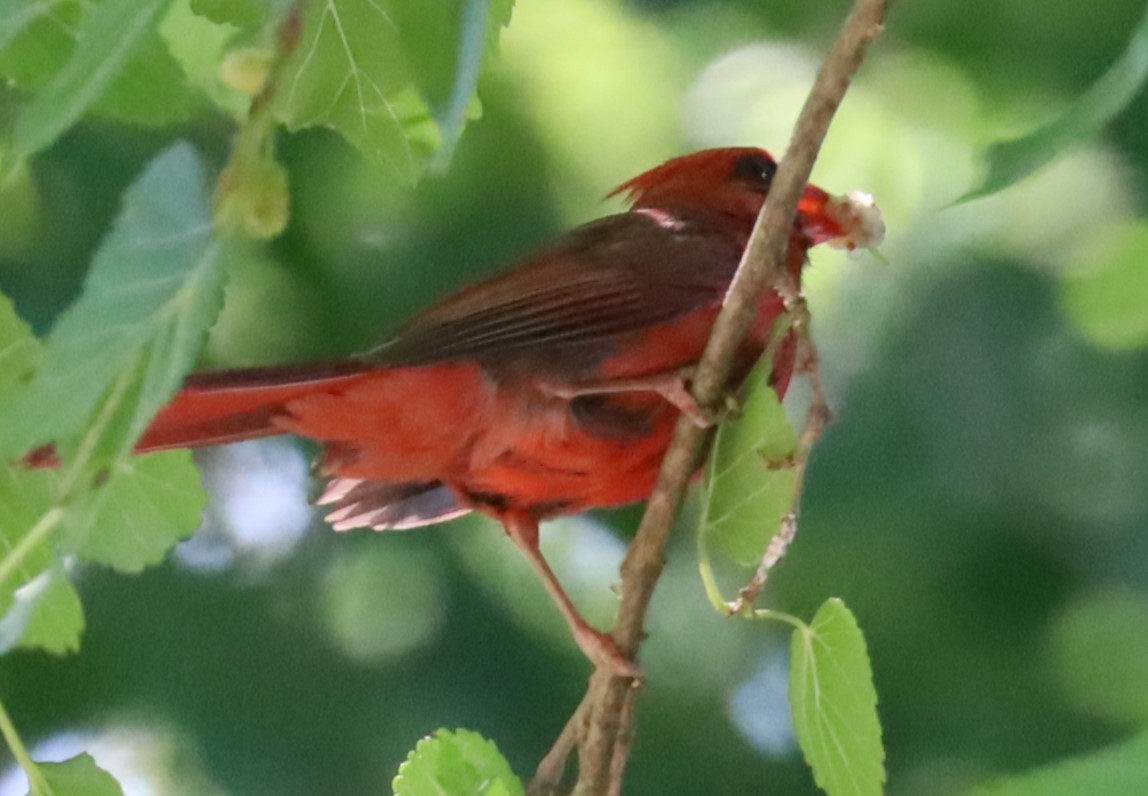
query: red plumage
[{"left": 35, "top": 148, "right": 875, "bottom": 673}]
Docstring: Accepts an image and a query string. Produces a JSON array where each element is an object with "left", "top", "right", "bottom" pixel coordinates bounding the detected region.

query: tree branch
[{"left": 527, "top": 1, "right": 890, "bottom": 793}]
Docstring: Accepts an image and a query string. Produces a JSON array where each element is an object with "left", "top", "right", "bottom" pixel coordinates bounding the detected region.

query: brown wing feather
[{"left": 366, "top": 211, "right": 745, "bottom": 368}]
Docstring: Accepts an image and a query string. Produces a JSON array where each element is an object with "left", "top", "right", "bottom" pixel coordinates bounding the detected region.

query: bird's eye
[{"left": 733, "top": 153, "right": 777, "bottom": 188}]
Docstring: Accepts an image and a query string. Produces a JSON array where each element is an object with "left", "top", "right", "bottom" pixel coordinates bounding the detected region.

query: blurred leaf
[
  {"left": 4, "top": 0, "right": 177, "bottom": 166},
  {"left": 274, "top": 0, "right": 512, "bottom": 183},
  {"left": 69, "top": 452, "right": 207, "bottom": 573},
  {"left": 0, "top": 2, "right": 196, "bottom": 127},
  {"left": 0, "top": 142, "right": 227, "bottom": 466},
  {"left": 699, "top": 366, "right": 799, "bottom": 568},
  {"left": 1060, "top": 221, "right": 1148, "bottom": 350},
  {"left": 162, "top": 0, "right": 252, "bottom": 117},
  {"left": 92, "top": 32, "right": 203, "bottom": 126},
  {"left": 0, "top": 160, "right": 42, "bottom": 259},
  {"left": 0, "top": 296, "right": 55, "bottom": 631},
  {"left": 0, "top": 2, "right": 81, "bottom": 99},
  {"left": 190, "top": 0, "right": 269, "bottom": 29},
  {"left": 0, "top": 462, "right": 58, "bottom": 619},
  {"left": 320, "top": 542, "right": 445, "bottom": 664},
  {"left": 396, "top": 0, "right": 515, "bottom": 170},
  {"left": 0, "top": 0, "right": 45, "bottom": 54},
  {"left": 961, "top": 5, "right": 1148, "bottom": 201},
  {"left": 0, "top": 293, "right": 40, "bottom": 406},
  {"left": 967, "top": 732, "right": 1148, "bottom": 796},
  {"left": 1048, "top": 590, "right": 1148, "bottom": 726},
  {"left": 0, "top": 568, "right": 83, "bottom": 655},
  {"left": 393, "top": 729, "right": 524, "bottom": 796},
  {"left": 32, "top": 754, "right": 125, "bottom": 796},
  {"left": 790, "top": 598, "right": 885, "bottom": 796}
]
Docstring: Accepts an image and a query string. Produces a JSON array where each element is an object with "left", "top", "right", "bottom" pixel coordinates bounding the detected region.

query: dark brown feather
[{"left": 365, "top": 211, "right": 745, "bottom": 372}]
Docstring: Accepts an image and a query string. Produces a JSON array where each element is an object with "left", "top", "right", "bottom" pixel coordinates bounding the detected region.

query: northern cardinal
[{"left": 35, "top": 148, "right": 883, "bottom": 674}]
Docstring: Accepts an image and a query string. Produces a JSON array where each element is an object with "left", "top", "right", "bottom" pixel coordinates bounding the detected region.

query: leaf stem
[
  {"left": 0, "top": 507, "right": 65, "bottom": 593},
  {"left": 0, "top": 694, "right": 51, "bottom": 796}
]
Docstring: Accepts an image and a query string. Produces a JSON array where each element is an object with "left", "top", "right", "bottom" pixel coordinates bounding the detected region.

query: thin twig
[
  {"left": 730, "top": 301, "right": 832, "bottom": 612},
  {"left": 555, "top": 1, "right": 890, "bottom": 793},
  {"left": 530, "top": 691, "right": 592, "bottom": 795}
]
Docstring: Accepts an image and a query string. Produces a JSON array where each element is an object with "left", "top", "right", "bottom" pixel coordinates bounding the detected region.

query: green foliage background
[{"left": 2, "top": 0, "right": 1148, "bottom": 793}]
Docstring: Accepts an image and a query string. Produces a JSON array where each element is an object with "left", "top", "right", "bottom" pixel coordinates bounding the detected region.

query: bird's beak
[{"left": 797, "top": 184, "right": 885, "bottom": 251}]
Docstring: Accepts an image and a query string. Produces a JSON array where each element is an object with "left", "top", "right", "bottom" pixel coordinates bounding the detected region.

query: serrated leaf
[
  {"left": 33, "top": 754, "right": 125, "bottom": 796},
  {"left": 393, "top": 729, "right": 524, "bottom": 796},
  {"left": 274, "top": 0, "right": 513, "bottom": 182},
  {"left": 699, "top": 366, "right": 799, "bottom": 568},
  {"left": 961, "top": 5, "right": 1148, "bottom": 201},
  {"left": 274, "top": 0, "right": 431, "bottom": 182},
  {"left": 967, "top": 732, "right": 1148, "bottom": 796},
  {"left": 790, "top": 598, "right": 885, "bottom": 796},
  {"left": 0, "top": 567, "right": 83, "bottom": 655},
  {"left": 70, "top": 451, "right": 206, "bottom": 573},
  {"left": 6, "top": 0, "right": 176, "bottom": 165},
  {"left": 0, "top": 142, "right": 227, "bottom": 465}
]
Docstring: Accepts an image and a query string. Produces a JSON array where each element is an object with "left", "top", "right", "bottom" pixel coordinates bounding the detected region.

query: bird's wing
[{"left": 367, "top": 212, "right": 745, "bottom": 368}]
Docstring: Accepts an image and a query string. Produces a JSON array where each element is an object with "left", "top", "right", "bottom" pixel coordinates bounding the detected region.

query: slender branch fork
[{"left": 529, "top": 1, "right": 890, "bottom": 793}]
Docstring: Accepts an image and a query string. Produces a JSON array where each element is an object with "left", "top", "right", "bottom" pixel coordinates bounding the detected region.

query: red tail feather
[{"left": 136, "top": 362, "right": 372, "bottom": 453}]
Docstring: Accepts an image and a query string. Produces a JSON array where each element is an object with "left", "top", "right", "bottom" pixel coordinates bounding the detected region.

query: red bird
[{"left": 116, "top": 148, "right": 880, "bottom": 673}]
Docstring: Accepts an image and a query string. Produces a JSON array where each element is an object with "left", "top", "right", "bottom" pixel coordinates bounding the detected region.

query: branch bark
[{"left": 528, "top": 1, "right": 890, "bottom": 793}]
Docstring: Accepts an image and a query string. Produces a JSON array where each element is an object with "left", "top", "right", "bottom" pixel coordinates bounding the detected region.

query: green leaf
[
  {"left": 396, "top": 0, "right": 515, "bottom": 170},
  {"left": 0, "top": 567, "right": 84, "bottom": 655},
  {"left": 1060, "top": 221, "right": 1148, "bottom": 350},
  {"left": 0, "top": 297, "right": 57, "bottom": 634},
  {"left": 190, "top": 0, "right": 269, "bottom": 29},
  {"left": 0, "top": 463, "right": 58, "bottom": 618},
  {"left": 92, "top": 27, "right": 203, "bottom": 126},
  {"left": 162, "top": 0, "right": 252, "bottom": 118},
  {"left": 967, "top": 732, "right": 1148, "bottom": 796},
  {"left": 1048, "top": 590, "right": 1148, "bottom": 726},
  {"left": 961, "top": 5, "right": 1148, "bottom": 201},
  {"left": 699, "top": 366, "right": 799, "bottom": 568},
  {"left": 5, "top": 0, "right": 176, "bottom": 165},
  {"left": 274, "top": 0, "right": 432, "bottom": 182},
  {"left": 790, "top": 598, "right": 885, "bottom": 796},
  {"left": 393, "top": 729, "right": 524, "bottom": 796},
  {"left": 274, "top": 0, "right": 513, "bottom": 182},
  {"left": 0, "top": 142, "right": 228, "bottom": 466},
  {"left": 0, "top": 1, "right": 77, "bottom": 77},
  {"left": 0, "top": 1, "right": 201, "bottom": 129},
  {"left": 70, "top": 452, "right": 206, "bottom": 573},
  {"left": 0, "top": 0, "right": 49, "bottom": 54},
  {"left": 33, "top": 754, "right": 125, "bottom": 796},
  {"left": 0, "top": 293, "right": 40, "bottom": 406}
]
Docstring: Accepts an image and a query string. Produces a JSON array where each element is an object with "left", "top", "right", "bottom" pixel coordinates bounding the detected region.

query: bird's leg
[
  {"left": 500, "top": 510, "right": 641, "bottom": 678},
  {"left": 537, "top": 367, "right": 713, "bottom": 428}
]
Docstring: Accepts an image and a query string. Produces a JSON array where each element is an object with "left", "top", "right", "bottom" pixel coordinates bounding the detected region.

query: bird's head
[{"left": 610, "top": 147, "right": 884, "bottom": 252}]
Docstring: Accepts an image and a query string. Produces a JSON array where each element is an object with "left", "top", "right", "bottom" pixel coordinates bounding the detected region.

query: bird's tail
[
  {"left": 22, "top": 361, "right": 373, "bottom": 467},
  {"left": 135, "top": 362, "right": 373, "bottom": 453}
]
